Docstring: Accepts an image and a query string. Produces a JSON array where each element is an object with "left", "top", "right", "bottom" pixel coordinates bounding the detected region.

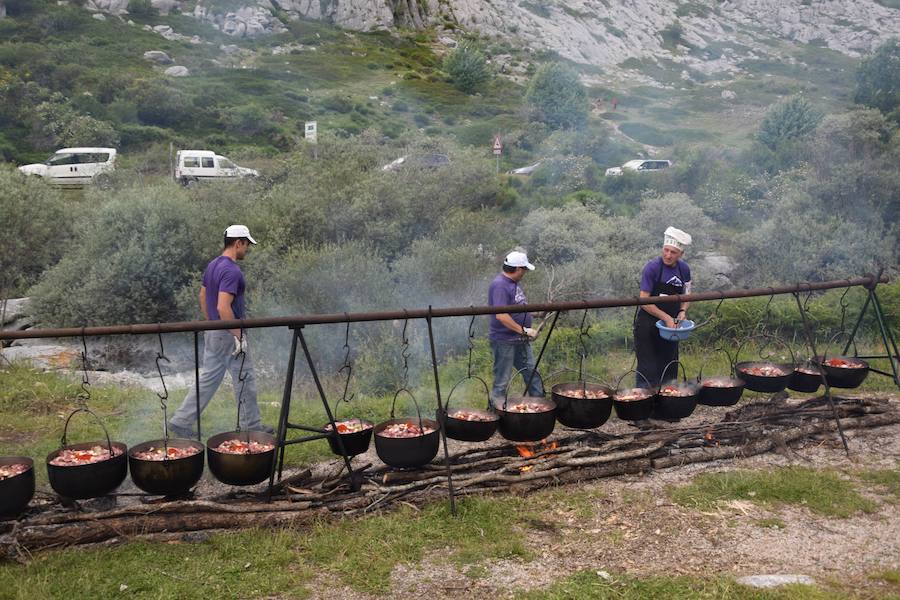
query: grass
[
  {"left": 755, "top": 516, "right": 786, "bottom": 529},
  {"left": 858, "top": 468, "right": 900, "bottom": 501},
  {"left": 669, "top": 467, "right": 878, "bottom": 518},
  {"left": 520, "top": 570, "right": 848, "bottom": 599}
]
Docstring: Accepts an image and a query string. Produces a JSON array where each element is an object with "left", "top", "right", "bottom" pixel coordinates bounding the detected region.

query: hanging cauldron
[
  {"left": 440, "top": 376, "right": 498, "bottom": 442},
  {"left": 817, "top": 355, "right": 870, "bottom": 389},
  {"left": 495, "top": 368, "right": 555, "bottom": 443},
  {"left": 207, "top": 430, "right": 276, "bottom": 486},
  {"left": 696, "top": 354, "right": 745, "bottom": 407},
  {"left": 735, "top": 361, "right": 793, "bottom": 393},
  {"left": 375, "top": 390, "right": 440, "bottom": 468},
  {"left": 789, "top": 360, "right": 825, "bottom": 393},
  {"left": 612, "top": 370, "right": 656, "bottom": 421},
  {"left": 653, "top": 361, "right": 699, "bottom": 421},
  {"left": 551, "top": 381, "right": 614, "bottom": 429},
  {"left": 0, "top": 457, "right": 35, "bottom": 517},
  {"left": 325, "top": 418, "right": 374, "bottom": 457},
  {"left": 46, "top": 409, "right": 127, "bottom": 500},
  {"left": 128, "top": 438, "right": 205, "bottom": 496}
]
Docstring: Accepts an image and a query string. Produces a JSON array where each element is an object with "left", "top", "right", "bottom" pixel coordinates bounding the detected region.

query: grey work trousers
[{"left": 170, "top": 329, "right": 263, "bottom": 431}]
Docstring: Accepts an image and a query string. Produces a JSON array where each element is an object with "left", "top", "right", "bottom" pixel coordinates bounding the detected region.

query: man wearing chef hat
[{"left": 634, "top": 227, "right": 693, "bottom": 388}]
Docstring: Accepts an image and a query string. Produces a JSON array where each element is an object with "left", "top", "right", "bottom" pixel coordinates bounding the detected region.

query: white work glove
[
  {"left": 232, "top": 335, "right": 249, "bottom": 358},
  {"left": 523, "top": 327, "right": 538, "bottom": 341}
]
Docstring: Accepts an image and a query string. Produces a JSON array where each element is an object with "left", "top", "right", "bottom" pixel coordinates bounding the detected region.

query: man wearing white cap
[
  {"left": 169, "top": 225, "right": 274, "bottom": 438},
  {"left": 487, "top": 250, "right": 544, "bottom": 406},
  {"left": 634, "top": 227, "right": 693, "bottom": 388}
]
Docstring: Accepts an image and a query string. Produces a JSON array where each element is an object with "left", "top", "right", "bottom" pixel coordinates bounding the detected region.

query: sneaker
[
  {"left": 252, "top": 424, "right": 276, "bottom": 435},
  {"left": 168, "top": 422, "right": 197, "bottom": 439}
]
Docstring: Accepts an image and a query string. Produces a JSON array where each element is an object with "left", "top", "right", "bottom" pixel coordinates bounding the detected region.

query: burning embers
[
  {"left": 49, "top": 445, "right": 123, "bottom": 466},
  {"left": 0, "top": 463, "right": 29, "bottom": 479},
  {"left": 133, "top": 445, "right": 202, "bottom": 461},
  {"left": 213, "top": 439, "right": 275, "bottom": 455},
  {"left": 515, "top": 439, "right": 559, "bottom": 472},
  {"left": 377, "top": 422, "right": 436, "bottom": 438}
]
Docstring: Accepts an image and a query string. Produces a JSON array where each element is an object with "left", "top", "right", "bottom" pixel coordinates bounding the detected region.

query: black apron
[{"left": 634, "top": 258, "right": 686, "bottom": 387}]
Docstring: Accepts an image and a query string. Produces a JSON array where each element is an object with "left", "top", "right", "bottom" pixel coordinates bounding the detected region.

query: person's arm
[
  {"left": 496, "top": 313, "right": 525, "bottom": 335},
  {"left": 640, "top": 290, "right": 676, "bottom": 328},
  {"left": 679, "top": 279, "right": 692, "bottom": 321},
  {"left": 198, "top": 286, "right": 208, "bottom": 320},
  {"left": 217, "top": 291, "right": 241, "bottom": 337}
]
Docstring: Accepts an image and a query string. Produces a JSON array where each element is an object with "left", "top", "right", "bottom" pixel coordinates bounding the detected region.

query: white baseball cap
[
  {"left": 224, "top": 224, "right": 257, "bottom": 244},
  {"left": 504, "top": 250, "right": 535, "bottom": 270},
  {"left": 663, "top": 226, "right": 691, "bottom": 251}
]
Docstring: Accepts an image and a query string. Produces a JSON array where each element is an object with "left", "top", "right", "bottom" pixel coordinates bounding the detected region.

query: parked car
[
  {"left": 507, "top": 161, "right": 542, "bottom": 175},
  {"left": 18, "top": 147, "right": 116, "bottom": 187},
  {"left": 382, "top": 153, "right": 451, "bottom": 172},
  {"left": 604, "top": 159, "right": 672, "bottom": 177},
  {"left": 174, "top": 150, "right": 259, "bottom": 186}
]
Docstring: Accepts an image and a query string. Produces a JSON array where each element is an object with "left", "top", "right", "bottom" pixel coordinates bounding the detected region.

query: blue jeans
[{"left": 490, "top": 340, "right": 544, "bottom": 408}]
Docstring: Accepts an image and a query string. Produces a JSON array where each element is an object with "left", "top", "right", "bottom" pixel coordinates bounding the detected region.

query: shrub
[
  {"left": 524, "top": 63, "right": 588, "bottom": 129},
  {"left": 757, "top": 95, "right": 823, "bottom": 150},
  {"left": 854, "top": 38, "right": 900, "bottom": 115},
  {"left": 443, "top": 43, "right": 490, "bottom": 94},
  {"left": 127, "top": 0, "right": 158, "bottom": 18}
]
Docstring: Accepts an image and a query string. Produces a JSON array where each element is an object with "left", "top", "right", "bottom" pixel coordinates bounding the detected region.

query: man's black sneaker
[
  {"left": 168, "top": 423, "right": 197, "bottom": 439},
  {"left": 254, "top": 424, "right": 276, "bottom": 435}
]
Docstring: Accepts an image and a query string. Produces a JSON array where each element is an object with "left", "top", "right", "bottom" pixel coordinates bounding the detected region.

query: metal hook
[
  {"left": 838, "top": 286, "right": 852, "bottom": 333},
  {"left": 155, "top": 330, "right": 170, "bottom": 405},
  {"left": 399, "top": 311, "right": 411, "bottom": 389},
  {"left": 77, "top": 328, "right": 91, "bottom": 405},
  {"left": 338, "top": 317, "right": 355, "bottom": 404},
  {"left": 466, "top": 309, "right": 476, "bottom": 378},
  {"left": 713, "top": 295, "right": 725, "bottom": 318},
  {"left": 577, "top": 308, "right": 591, "bottom": 381}
]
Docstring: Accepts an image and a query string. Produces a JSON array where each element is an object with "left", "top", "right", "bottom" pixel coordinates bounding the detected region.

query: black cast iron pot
[
  {"left": 698, "top": 377, "right": 745, "bottom": 407},
  {"left": 654, "top": 381, "right": 700, "bottom": 421},
  {"left": 374, "top": 418, "right": 440, "bottom": 468},
  {"left": 0, "top": 457, "right": 35, "bottom": 517},
  {"left": 46, "top": 409, "right": 128, "bottom": 500},
  {"left": 128, "top": 438, "right": 205, "bottom": 496},
  {"left": 440, "top": 376, "right": 498, "bottom": 442},
  {"left": 496, "top": 396, "right": 557, "bottom": 442},
  {"left": 551, "top": 382, "right": 613, "bottom": 429},
  {"left": 789, "top": 362, "right": 825, "bottom": 393},
  {"left": 817, "top": 355, "right": 870, "bottom": 389},
  {"left": 325, "top": 419, "right": 374, "bottom": 457},
  {"left": 206, "top": 430, "right": 276, "bottom": 486},
  {"left": 612, "top": 388, "right": 655, "bottom": 420},
  {"left": 735, "top": 361, "right": 793, "bottom": 393}
]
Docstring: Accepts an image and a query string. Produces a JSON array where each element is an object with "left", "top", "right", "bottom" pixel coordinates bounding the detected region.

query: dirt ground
[{"left": 300, "top": 400, "right": 900, "bottom": 599}]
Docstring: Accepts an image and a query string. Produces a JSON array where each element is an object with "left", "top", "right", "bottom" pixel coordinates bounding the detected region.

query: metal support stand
[
  {"left": 425, "top": 309, "right": 456, "bottom": 515},
  {"left": 193, "top": 331, "right": 201, "bottom": 442},
  {"left": 842, "top": 285, "right": 900, "bottom": 389},
  {"left": 267, "top": 327, "right": 359, "bottom": 501},
  {"left": 525, "top": 310, "right": 561, "bottom": 393},
  {"left": 793, "top": 292, "right": 849, "bottom": 455}
]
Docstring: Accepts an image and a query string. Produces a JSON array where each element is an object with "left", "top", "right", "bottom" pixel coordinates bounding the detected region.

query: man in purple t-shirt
[
  {"left": 488, "top": 251, "right": 544, "bottom": 406},
  {"left": 634, "top": 227, "right": 693, "bottom": 389},
  {"left": 169, "top": 225, "right": 273, "bottom": 437}
]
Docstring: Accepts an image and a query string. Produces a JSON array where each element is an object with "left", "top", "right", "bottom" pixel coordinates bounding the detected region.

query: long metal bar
[
  {"left": 842, "top": 291, "right": 873, "bottom": 356},
  {"left": 425, "top": 310, "right": 456, "bottom": 515},
  {"left": 297, "top": 327, "right": 359, "bottom": 491},
  {"left": 793, "top": 292, "right": 849, "bottom": 455},
  {"left": 268, "top": 329, "right": 299, "bottom": 499},
  {"left": 194, "top": 331, "right": 201, "bottom": 442},
  {"left": 0, "top": 276, "right": 887, "bottom": 340}
]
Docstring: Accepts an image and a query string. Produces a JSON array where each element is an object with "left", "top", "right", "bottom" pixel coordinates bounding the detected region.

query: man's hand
[
  {"left": 523, "top": 327, "right": 538, "bottom": 340},
  {"left": 662, "top": 316, "right": 677, "bottom": 329},
  {"left": 232, "top": 336, "right": 248, "bottom": 357}
]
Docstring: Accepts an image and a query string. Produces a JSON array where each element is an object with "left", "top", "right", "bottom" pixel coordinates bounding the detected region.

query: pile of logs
[{"left": 2, "top": 395, "right": 897, "bottom": 559}]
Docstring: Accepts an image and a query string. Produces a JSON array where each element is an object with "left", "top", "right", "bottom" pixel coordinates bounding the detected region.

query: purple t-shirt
[
  {"left": 202, "top": 255, "right": 246, "bottom": 320},
  {"left": 488, "top": 273, "right": 532, "bottom": 342},
  {"left": 639, "top": 257, "right": 691, "bottom": 294}
]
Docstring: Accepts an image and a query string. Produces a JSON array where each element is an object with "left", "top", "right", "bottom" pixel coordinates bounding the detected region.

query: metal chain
[
  {"left": 399, "top": 315, "right": 411, "bottom": 390},
  {"left": 155, "top": 330, "right": 171, "bottom": 439},
  {"left": 578, "top": 309, "right": 591, "bottom": 382},
  {"left": 465, "top": 311, "right": 476, "bottom": 378},
  {"left": 338, "top": 318, "right": 355, "bottom": 405},
  {"left": 235, "top": 331, "right": 248, "bottom": 432},
  {"left": 838, "top": 286, "right": 852, "bottom": 334},
  {"left": 76, "top": 329, "right": 91, "bottom": 407}
]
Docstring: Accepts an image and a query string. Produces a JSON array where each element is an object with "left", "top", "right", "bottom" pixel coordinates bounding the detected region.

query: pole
[
  {"left": 268, "top": 328, "right": 299, "bottom": 499},
  {"left": 425, "top": 309, "right": 456, "bottom": 515},
  {"left": 194, "top": 331, "right": 201, "bottom": 442}
]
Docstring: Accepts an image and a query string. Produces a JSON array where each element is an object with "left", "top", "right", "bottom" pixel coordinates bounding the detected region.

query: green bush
[
  {"left": 126, "top": 0, "right": 158, "bottom": 18},
  {"left": 757, "top": 95, "right": 823, "bottom": 150},
  {"left": 0, "top": 166, "right": 73, "bottom": 296},
  {"left": 443, "top": 43, "right": 490, "bottom": 94},
  {"left": 854, "top": 38, "right": 900, "bottom": 115},
  {"left": 524, "top": 63, "right": 588, "bottom": 129}
]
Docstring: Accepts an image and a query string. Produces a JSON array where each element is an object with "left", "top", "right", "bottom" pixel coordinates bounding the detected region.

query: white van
[
  {"left": 18, "top": 147, "right": 117, "bottom": 187},
  {"left": 605, "top": 159, "right": 672, "bottom": 177},
  {"left": 174, "top": 150, "right": 259, "bottom": 186}
]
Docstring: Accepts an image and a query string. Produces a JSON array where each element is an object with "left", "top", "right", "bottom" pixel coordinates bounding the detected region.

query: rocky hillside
[{"left": 81, "top": 0, "right": 900, "bottom": 83}]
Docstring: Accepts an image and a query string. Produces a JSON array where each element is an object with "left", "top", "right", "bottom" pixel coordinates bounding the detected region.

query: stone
[
  {"left": 0, "top": 1, "right": 5, "bottom": 19},
  {"left": 143, "top": 50, "right": 174, "bottom": 64},
  {"left": 92, "top": 12, "right": 106, "bottom": 20},
  {"left": 721, "top": 89, "right": 737, "bottom": 100},
  {"left": 164, "top": 65, "right": 190, "bottom": 77},
  {"left": 151, "top": 0, "right": 178, "bottom": 15},
  {"left": 737, "top": 575, "right": 816, "bottom": 589},
  {"left": 1, "top": 344, "right": 82, "bottom": 370},
  {"left": 0, "top": 298, "right": 31, "bottom": 325}
]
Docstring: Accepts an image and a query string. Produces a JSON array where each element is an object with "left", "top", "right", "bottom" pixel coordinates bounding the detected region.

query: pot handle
[
  {"left": 820, "top": 331, "right": 859, "bottom": 363},
  {"left": 390, "top": 388, "right": 425, "bottom": 432},
  {"left": 613, "top": 369, "right": 653, "bottom": 392},
  {"left": 660, "top": 360, "right": 687, "bottom": 386},
  {"left": 61, "top": 407, "right": 114, "bottom": 456},
  {"left": 544, "top": 367, "right": 612, "bottom": 388},
  {"left": 502, "top": 366, "right": 545, "bottom": 410},
  {"left": 445, "top": 375, "right": 492, "bottom": 412},
  {"left": 734, "top": 332, "right": 796, "bottom": 368}
]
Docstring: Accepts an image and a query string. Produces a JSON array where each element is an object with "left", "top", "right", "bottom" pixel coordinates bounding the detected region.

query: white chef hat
[{"left": 663, "top": 226, "right": 692, "bottom": 251}]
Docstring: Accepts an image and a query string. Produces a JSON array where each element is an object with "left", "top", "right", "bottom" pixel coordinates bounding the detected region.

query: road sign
[
  {"left": 305, "top": 121, "right": 317, "bottom": 144},
  {"left": 492, "top": 135, "right": 502, "bottom": 155}
]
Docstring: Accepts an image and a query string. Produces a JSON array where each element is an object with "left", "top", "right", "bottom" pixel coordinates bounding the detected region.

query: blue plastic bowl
[{"left": 655, "top": 319, "right": 695, "bottom": 341}]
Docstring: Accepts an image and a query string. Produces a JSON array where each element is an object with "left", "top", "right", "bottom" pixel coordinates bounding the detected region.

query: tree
[
  {"left": 524, "top": 63, "right": 588, "bottom": 129},
  {"left": 757, "top": 95, "right": 823, "bottom": 150},
  {"left": 443, "top": 43, "right": 490, "bottom": 94},
  {"left": 854, "top": 38, "right": 900, "bottom": 116}
]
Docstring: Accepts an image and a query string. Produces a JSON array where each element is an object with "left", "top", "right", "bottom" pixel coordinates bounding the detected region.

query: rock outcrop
[{"left": 0, "top": 1, "right": 6, "bottom": 19}]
